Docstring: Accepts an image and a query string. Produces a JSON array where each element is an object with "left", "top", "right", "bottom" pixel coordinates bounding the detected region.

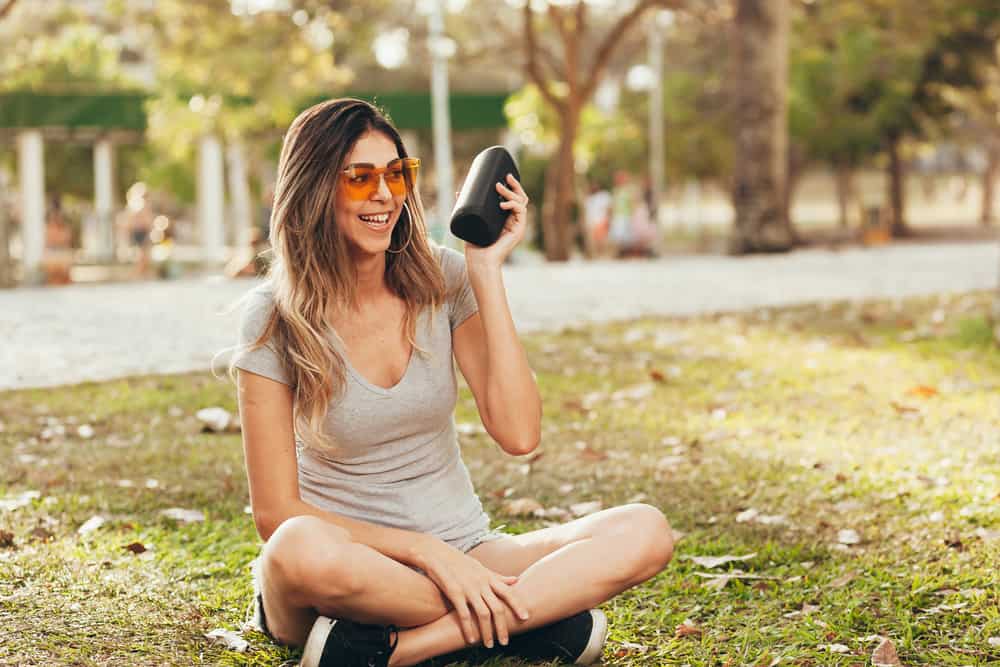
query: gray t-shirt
[{"left": 232, "top": 246, "right": 491, "bottom": 548}]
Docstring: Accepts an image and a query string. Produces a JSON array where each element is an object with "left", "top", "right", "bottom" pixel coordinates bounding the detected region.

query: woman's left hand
[{"left": 464, "top": 173, "right": 529, "bottom": 270}]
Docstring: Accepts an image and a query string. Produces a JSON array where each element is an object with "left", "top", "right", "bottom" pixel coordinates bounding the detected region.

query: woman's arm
[{"left": 453, "top": 174, "right": 541, "bottom": 456}]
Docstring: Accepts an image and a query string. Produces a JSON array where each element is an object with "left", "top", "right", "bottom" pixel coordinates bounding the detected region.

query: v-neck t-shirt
[{"left": 232, "top": 246, "right": 491, "bottom": 549}]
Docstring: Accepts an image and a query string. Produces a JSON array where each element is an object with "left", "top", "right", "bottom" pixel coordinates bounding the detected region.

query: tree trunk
[
  {"left": 833, "top": 163, "right": 855, "bottom": 228},
  {"left": 981, "top": 136, "right": 999, "bottom": 227},
  {"left": 542, "top": 111, "right": 579, "bottom": 261},
  {"left": 887, "top": 135, "right": 908, "bottom": 237},
  {"left": 729, "top": 0, "right": 794, "bottom": 254},
  {"left": 0, "top": 194, "right": 10, "bottom": 287}
]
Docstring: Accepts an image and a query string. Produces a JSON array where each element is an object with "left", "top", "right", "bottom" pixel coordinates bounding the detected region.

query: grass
[{"left": 2, "top": 290, "right": 999, "bottom": 666}]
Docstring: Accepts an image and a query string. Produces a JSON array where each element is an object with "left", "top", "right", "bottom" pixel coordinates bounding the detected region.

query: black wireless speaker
[{"left": 449, "top": 146, "right": 520, "bottom": 247}]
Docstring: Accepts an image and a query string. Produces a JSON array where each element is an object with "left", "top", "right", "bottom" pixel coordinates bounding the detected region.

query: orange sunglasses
[{"left": 339, "top": 157, "right": 420, "bottom": 201}]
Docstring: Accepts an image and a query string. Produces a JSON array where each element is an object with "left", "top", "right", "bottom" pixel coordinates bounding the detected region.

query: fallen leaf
[
  {"left": 675, "top": 623, "right": 702, "bottom": 638},
  {"left": 613, "top": 641, "right": 649, "bottom": 657},
  {"left": 123, "top": 541, "right": 147, "bottom": 554},
  {"left": 906, "top": 385, "right": 938, "bottom": 398},
  {"left": 160, "top": 508, "right": 206, "bottom": 523},
  {"left": 569, "top": 501, "right": 603, "bottom": 517},
  {"left": 0, "top": 530, "right": 14, "bottom": 548},
  {"left": 76, "top": 424, "right": 95, "bottom": 439},
  {"left": 681, "top": 552, "right": 757, "bottom": 568},
  {"left": 829, "top": 572, "right": 857, "bottom": 589},
  {"left": 0, "top": 490, "right": 42, "bottom": 512},
  {"left": 988, "top": 637, "right": 1000, "bottom": 648},
  {"left": 821, "top": 643, "right": 850, "bottom": 654},
  {"left": 502, "top": 498, "right": 543, "bottom": 517},
  {"left": 29, "top": 526, "right": 53, "bottom": 541},
  {"left": 577, "top": 446, "right": 608, "bottom": 462},
  {"left": 204, "top": 628, "right": 249, "bottom": 653},
  {"left": 196, "top": 407, "right": 238, "bottom": 433},
  {"left": 736, "top": 508, "right": 759, "bottom": 523},
  {"left": 837, "top": 529, "right": 861, "bottom": 545},
  {"left": 77, "top": 515, "right": 106, "bottom": 536},
  {"left": 872, "top": 637, "right": 902, "bottom": 666},
  {"left": 890, "top": 401, "right": 920, "bottom": 415},
  {"left": 649, "top": 369, "right": 666, "bottom": 383}
]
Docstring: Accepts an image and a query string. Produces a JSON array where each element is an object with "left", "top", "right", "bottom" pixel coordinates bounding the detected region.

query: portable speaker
[{"left": 449, "top": 146, "right": 520, "bottom": 247}]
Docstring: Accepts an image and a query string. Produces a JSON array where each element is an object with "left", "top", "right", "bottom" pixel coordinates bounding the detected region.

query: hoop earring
[{"left": 386, "top": 201, "right": 414, "bottom": 254}]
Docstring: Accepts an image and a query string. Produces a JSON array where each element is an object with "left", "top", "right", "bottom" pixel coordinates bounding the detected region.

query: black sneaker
[
  {"left": 503, "top": 609, "right": 608, "bottom": 665},
  {"left": 300, "top": 616, "right": 399, "bottom": 667}
]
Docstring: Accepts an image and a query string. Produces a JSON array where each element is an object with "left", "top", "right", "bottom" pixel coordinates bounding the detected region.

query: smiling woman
[{"left": 227, "top": 98, "right": 673, "bottom": 667}]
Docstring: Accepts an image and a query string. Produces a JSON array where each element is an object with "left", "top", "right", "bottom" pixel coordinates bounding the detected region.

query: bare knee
[
  {"left": 262, "top": 515, "right": 361, "bottom": 600},
  {"left": 618, "top": 504, "right": 674, "bottom": 583}
]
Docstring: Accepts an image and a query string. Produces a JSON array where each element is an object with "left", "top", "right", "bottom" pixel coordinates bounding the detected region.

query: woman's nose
[{"left": 372, "top": 174, "right": 392, "bottom": 200}]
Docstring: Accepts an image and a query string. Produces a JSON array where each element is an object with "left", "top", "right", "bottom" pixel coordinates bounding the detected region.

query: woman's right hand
[{"left": 407, "top": 536, "right": 530, "bottom": 648}]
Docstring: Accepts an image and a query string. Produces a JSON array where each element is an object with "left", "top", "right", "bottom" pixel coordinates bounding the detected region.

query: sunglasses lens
[
  {"left": 341, "top": 159, "right": 420, "bottom": 200},
  {"left": 342, "top": 166, "right": 377, "bottom": 200}
]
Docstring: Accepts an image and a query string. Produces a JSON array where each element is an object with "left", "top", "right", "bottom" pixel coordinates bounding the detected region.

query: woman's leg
[
  {"left": 259, "top": 504, "right": 673, "bottom": 666},
  {"left": 389, "top": 503, "right": 674, "bottom": 666},
  {"left": 258, "top": 515, "right": 453, "bottom": 646}
]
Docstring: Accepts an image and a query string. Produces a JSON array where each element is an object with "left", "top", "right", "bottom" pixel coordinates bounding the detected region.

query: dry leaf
[
  {"left": 196, "top": 407, "right": 240, "bottom": 433},
  {"left": 837, "top": 529, "right": 861, "bottom": 545},
  {"left": 569, "top": 501, "right": 603, "bottom": 517},
  {"left": 736, "top": 508, "right": 759, "bottom": 523},
  {"left": 872, "top": 637, "right": 902, "bottom": 666},
  {"left": 77, "top": 424, "right": 95, "bottom": 439},
  {"left": 613, "top": 641, "right": 649, "bottom": 657},
  {"left": 821, "top": 643, "right": 850, "bottom": 654},
  {"left": 577, "top": 446, "right": 608, "bottom": 462},
  {"left": 649, "top": 369, "right": 666, "bottom": 383},
  {"left": 829, "top": 572, "right": 857, "bottom": 589},
  {"left": 123, "top": 541, "right": 147, "bottom": 554},
  {"left": 906, "top": 385, "right": 938, "bottom": 398},
  {"left": 204, "top": 628, "right": 249, "bottom": 653},
  {"left": 502, "top": 498, "right": 543, "bottom": 517},
  {"left": 77, "top": 515, "right": 106, "bottom": 536},
  {"left": 682, "top": 552, "right": 757, "bottom": 568},
  {"left": 160, "top": 508, "right": 206, "bottom": 523},
  {"left": 987, "top": 637, "right": 1000, "bottom": 648},
  {"left": 0, "top": 530, "right": 14, "bottom": 548},
  {"left": 675, "top": 623, "right": 702, "bottom": 638},
  {"left": 0, "top": 490, "right": 41, "bottom": 512},
  {"left": 29, "top": 526, "right": 53, "bottom": 541},
  {"left": 890, "top": 401, "right": 920, "bottom": 415}
]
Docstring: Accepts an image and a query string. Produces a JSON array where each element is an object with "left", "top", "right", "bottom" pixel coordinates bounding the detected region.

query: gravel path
[{"left": 2, "top": 241, "right": 996, "bottom": 390}]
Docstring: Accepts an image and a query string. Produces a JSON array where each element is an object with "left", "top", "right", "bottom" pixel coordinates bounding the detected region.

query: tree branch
[
  {"left": 0, "top": 0, "right": 20, "bottom": 20},
  {"left": 524, "top": 2, "right": 566, "bottom": 114},
  {"left": 580, "top": 0, "right": 685, "bottom": 103}
]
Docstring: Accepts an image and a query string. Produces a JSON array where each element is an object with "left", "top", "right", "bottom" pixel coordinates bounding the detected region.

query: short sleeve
[
  {"left": 438, "top": 246, "right": 479, "bottom": 330},
  {"left": 231, "top": 286, "right": 292, "bottom": 385}
]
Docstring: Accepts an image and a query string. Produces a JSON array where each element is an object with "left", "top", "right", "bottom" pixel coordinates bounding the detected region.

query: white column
[
  {"left": 226, "top": 140, "right": 252, "bottom": 251},
  {"left": 648, "top": 13, "right": 671, "bottom": 226},
  {"left": 17, "top": 130, "right": 45, "bottom": 282},
  {"left": 198, "top": 134, "right": 226, "bottom": 264},
  {"left": 428, "top": 0, "right": 454, "bottom": 244},
  {"left": 93, "top": 138, "right": 115, "bottom": 261}
]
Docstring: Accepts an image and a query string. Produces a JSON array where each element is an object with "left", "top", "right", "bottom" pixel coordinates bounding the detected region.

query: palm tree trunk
[{"left": 834, "top": 163, "right": 855, "bottom": 228}]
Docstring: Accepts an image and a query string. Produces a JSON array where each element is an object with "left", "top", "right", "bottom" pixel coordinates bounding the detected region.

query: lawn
[{"left": 2, "top": 290, "right": 999, "bottom": 666}]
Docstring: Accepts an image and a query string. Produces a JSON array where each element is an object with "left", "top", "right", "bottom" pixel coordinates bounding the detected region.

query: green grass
[{"left": 2, "top": 290, "right": 999, "bottom": 666}]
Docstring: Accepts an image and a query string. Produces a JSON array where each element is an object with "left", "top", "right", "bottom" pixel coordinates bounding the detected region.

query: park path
[{"left": 1, "top": 241, "right": 996, "bottom": 390}]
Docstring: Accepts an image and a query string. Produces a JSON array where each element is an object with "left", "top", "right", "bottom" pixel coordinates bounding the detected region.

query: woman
[{"left": 232, "top": 98, "right": 674, "bottom": 667}]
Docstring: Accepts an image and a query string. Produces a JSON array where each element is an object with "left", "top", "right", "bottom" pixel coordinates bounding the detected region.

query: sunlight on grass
[{"left": 2, "top": 290, "right": 999, "bottom": 666}]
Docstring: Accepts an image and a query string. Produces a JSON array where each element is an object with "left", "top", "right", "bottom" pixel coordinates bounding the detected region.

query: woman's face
[{"left": 335, "top": 131, "right": 406, "bottom": 258}]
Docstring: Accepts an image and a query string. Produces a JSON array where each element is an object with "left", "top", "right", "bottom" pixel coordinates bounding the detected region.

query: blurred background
[{"left": 0, "top": 0, "right": 998, "bottom": 286}]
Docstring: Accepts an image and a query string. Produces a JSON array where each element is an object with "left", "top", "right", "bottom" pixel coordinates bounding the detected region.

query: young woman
[{"left": 232, "top": 98, "right": 674, "bottom": 667}]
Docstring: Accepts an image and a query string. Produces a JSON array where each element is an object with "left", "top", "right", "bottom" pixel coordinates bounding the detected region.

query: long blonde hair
[{"left": 240, "top": 98, "right": 446, "bottom": 451}]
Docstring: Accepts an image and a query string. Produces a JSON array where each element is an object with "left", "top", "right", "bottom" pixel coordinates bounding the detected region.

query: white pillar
[
  {"left": 226, "top": 140, "right": 252, "bottom": 251},
  {"left": 93, "top": 138, "right": 115, "bottom": 261},
  {"left": 428, "top": 0, "right": 454, "bottom": 244},
  {"left": 198, "top": 134, "right": 226, "bottom": 264},
  {"left": 17, "top": 130, "right": 45, "bottom": 282}
]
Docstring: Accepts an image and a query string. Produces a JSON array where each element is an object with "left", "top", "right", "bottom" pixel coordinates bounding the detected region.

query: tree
[
  {"left": 519, "top": 0, "right": 684, "bottom": 261},
  {"left": 729, "top": 0, "right": 794, "bottom": 254}
]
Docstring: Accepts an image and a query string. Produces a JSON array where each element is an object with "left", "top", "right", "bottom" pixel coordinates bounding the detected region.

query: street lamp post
[{"left": 428, "top": 0, "right": 455, "bottom": 244}]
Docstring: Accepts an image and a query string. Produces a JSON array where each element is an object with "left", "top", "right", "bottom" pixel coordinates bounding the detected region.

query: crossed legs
[{"left": 258, "top": 503, "right": 674, "bottom": 666}]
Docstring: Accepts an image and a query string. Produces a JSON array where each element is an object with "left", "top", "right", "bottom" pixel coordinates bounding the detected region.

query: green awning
[
  {"left": 0, "top": 90, "right": 511, "bottom": 133},
  {"left": 0, "top": 92, "right": 147, "bottom": 131}
]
